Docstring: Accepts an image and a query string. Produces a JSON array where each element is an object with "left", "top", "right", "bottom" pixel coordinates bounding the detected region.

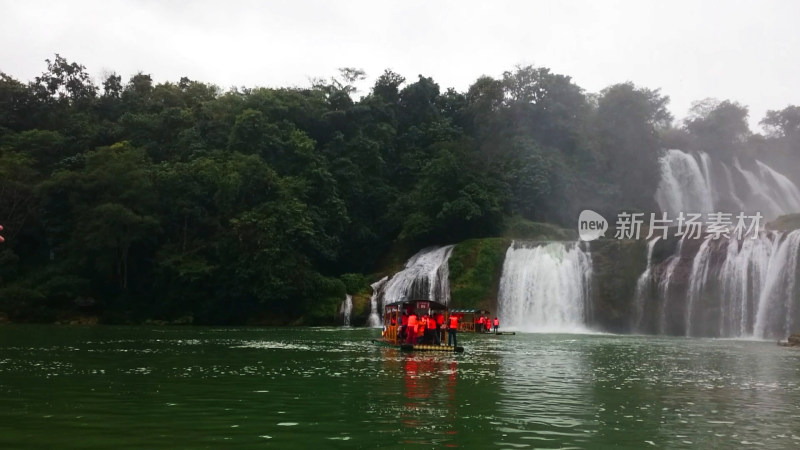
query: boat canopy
[
  {"left": 449, "top": 308, "right": 490, "bottom": 315},
  {"left": 384, "top": 299, "right": 448, "bottom": 313}
]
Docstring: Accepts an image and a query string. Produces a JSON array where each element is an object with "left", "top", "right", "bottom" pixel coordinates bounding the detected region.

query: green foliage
[
  {"left": 767, "top": 213, "right": 800, "bottom": 232},
  {"left": 1, "top": 55, "right": 797, "bottom": 325},
  {"left": 340, "top": 273, "right": 370, "bottom": 294},
  {"left": 593, "top": 82, "right": 671, "bottom": 212},
  {"left": 502, "top": 216, "right": 575, "bottom": 240},
  {"left": 448, "top": 238, "right": 510, "bottom": 309},
  {"left": 685, "top": 99, "right": 750, "bottom": 157}
]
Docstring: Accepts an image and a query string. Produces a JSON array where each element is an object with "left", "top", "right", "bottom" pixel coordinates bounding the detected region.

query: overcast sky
[{"left": 1, "top": 0, "right": 798, "bottom": 131}]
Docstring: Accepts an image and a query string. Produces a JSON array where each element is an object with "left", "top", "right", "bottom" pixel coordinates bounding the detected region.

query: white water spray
[
  {"left": 379, "top": 245, "right": 455, "bottom": 308},
  {"left": 634, "top": 237, "right": 660, "bottom": 331},
  {"left": 497, "top": 241, "right": 593, "bottom": 332},
  {"left": 366, "top": 276, "right": 388, "bottom": 327},
  {"left": 339, "top": 294, "right": 353, "bottom": 326}
]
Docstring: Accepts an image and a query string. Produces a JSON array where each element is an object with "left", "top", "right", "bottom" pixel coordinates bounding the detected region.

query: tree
[
  {"left": 396, "top": 140, "right": 507, "bottom": 245},
  {"left": 761, "top": 105, "right": 800, "bottom": 139},
  {"left": 32, "top": 54, "right": 97, "bottom": 105},
  {"left": 592, "top": 82, "right": 672, "bottom": 211},
  {"left": 39, "top": 142, "right": 159, "bottom": 292},
  {"left": 685, "top": 99, "right": 750, "bottom": 156},
  {"left": 500, "top": 65, "right": 589, "bottom": 152}
]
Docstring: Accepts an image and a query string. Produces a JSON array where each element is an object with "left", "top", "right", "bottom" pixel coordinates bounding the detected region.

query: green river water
[{"left": 1, "top": 326, "right": 799, "bottom": 449}]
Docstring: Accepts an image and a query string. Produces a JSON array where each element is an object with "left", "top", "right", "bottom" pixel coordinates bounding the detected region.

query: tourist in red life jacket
[
  {"left": 493, "top": 317, "right": 499, "bottom": 333},
  {"left": 447, "top": 314, "right": 459, "bottom": 347},
  {"left": 426, "top": 313, "right": 438, "bottom": 344},
  {"left": 485, "top": 318, "right": 491, "bottom": 333},
  {"left": 477, "top": 315, "right": 485, "bottom": 333},
  {"left": 416, "top": 316, "right": 426, "bottom": 344},
  {"left": 406, "top": 312, "right": 418, "bottom": 344},
  {"left": 435, "top": 312, "right": 445, "bottom": 344}
]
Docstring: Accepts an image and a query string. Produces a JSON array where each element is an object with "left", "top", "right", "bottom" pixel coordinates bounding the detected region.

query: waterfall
[
  {"left": 733, "top": 158, "right": 786, "bottom": 219},
  {"left": 684, "top": 238, "right": 715, "bottom": 336},
  {"left": 376, "top": 245, "right": 454, "bottom": 313},
  {"left": 753, "top": 230, "right": 800, "bottom": 338},
  {"left": 658, "top": 238, "right": 685, "bottom": 334},
  {"left": 497, "top": 241, "right": 593, "bottom": 332},
  {"left": 655, "top": 149, "right": 714, "bottom": 218},
  {"left": 646, "top": 230, "right": 800, "bottom": 338},
  {"left": 655, "top": 149, "right": 800, "bottom": 220},
  {"left": 720, "top": 162, "right": 745, "bottom": 211},
  {"left": 633, "top": 237, "right": 660, "bottom": 332},
  {"left": 339, "top": 294, "right": 353, "bottom": 326},
  {"left": 366, "top": 276, "right": 388, "bottom": 327},
  {"left": 646, "top": 147, "right": 800, "bottom": 337},
  {"left": 755, "top": 160, "right": 800, "bottom": 214},
  {"left": 718, "top": 237, "right": 773, "bottom": 336}
]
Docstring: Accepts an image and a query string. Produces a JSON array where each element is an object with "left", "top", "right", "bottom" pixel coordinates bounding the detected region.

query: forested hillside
[{"left": 1, "top": 55, "right": 798, "bottom": 324}]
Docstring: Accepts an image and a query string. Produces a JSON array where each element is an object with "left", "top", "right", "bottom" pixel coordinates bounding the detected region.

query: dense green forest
[{"left": 1, "top": 55, "right": 799, "bottom": 324}]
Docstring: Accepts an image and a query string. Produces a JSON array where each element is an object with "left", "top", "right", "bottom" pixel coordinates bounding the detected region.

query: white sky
[{"left": 1, "top": 0, "right": 798, "bottom": 132}]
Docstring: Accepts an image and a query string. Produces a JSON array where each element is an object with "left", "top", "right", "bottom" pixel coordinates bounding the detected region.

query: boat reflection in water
[{"left": 380, "top": 348, "right": 460, "bottom": 446}]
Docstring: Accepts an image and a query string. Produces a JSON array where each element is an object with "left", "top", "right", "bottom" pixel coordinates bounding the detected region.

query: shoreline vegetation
[{"left": 1, "top": 56, "right": 799, "bottom": 326}]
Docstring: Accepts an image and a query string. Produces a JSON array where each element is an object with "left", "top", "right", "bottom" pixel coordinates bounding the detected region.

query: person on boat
[
  {"left": 435, "top": 312, "right": 445, "bottom": 343},
  {"left": 477, "top": 315, "right": 485, "bottom": 333},
  {"left": 406, "top": 312, "right": 418, "bottom": 345},
  {"left": 493, "top": 317, "right": 499, "bottom": 334},
  {"left": 399, "top": 312, "right": 410, "bottom": 340},
  {"left": 425, "top": 312, "right": 438, "bottom": 344},
  {"left": 447, "top": 314, "right": 459, "bottom": 347},
  {"left": 414, "top": 314, "right": 426, "bottom": 344},
  {"left": 485, "top": 318, "right": 491, "bottom": 333}
]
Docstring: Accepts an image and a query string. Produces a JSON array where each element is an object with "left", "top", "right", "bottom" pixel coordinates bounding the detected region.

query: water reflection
[
  {"left": 2, "top": 327, "right": 800, "bottom": 449},
  {"left": 496, "top": 335, "right": 597, "bottom": 448},
  {"left": 377, "top": 350, "right": 462, "bottom": 445}
]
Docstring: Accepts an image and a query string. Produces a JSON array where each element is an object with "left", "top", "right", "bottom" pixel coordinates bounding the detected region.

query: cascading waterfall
[
  {"left": 644, "top": 231, "right": 800, "bottom": 338},
  {"left": 684, "top": 238, "right": 716, "bottom": 337},
  {"left": 633, "top": 237, "right": 660, "bottom": 332},
  {"left": 655, "top": 149, "right": 800, "bottom": 220},
  {"left": 655, "top": 149, "right": 714, "bottom": 218},
  {"left": 753, "top": 230, "right": 800, "bottom": 338},
  {"left": 754, "top": 160, "right": 800, "bottom": 215},
  {"left": 658, "top": 238, "right": 685, "bottom": 334},
  {"left": 366, "top": 276, "right": 388, "bottom": 327},
  {"left": 644, "top": 148, "right": 800, "bottom": 338},
  {"left": 718, "top": 237, "right": 773, "bottom": 336},
  {"left": 497, "top": 241, "right": 593, "bottom": 332},
  {"left": 375, "top": 245, "right": 454, "bottom": 315},
  {"left": 339, "top": 294, "right": 353, "bottom": 326}
]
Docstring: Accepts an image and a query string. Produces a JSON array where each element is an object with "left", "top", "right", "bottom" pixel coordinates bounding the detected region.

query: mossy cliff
[
  {"left": 448, "top": 238, "right": 510, "bottom": 311},
  {"left": 588, "top": 239, "right": 648, "bottom": 333}
]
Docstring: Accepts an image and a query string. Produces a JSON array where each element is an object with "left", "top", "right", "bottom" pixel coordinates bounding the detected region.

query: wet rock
[
  {"left": 171, "top": 315, "right": 194, "bottom": 325},
  {"left": 778, "top": 333, "right": 800, "bottom": 346}
]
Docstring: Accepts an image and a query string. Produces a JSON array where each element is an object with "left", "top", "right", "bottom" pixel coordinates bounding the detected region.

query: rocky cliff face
[{"left": 588, "top": 239, "right": 648, "bottom": 333}]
